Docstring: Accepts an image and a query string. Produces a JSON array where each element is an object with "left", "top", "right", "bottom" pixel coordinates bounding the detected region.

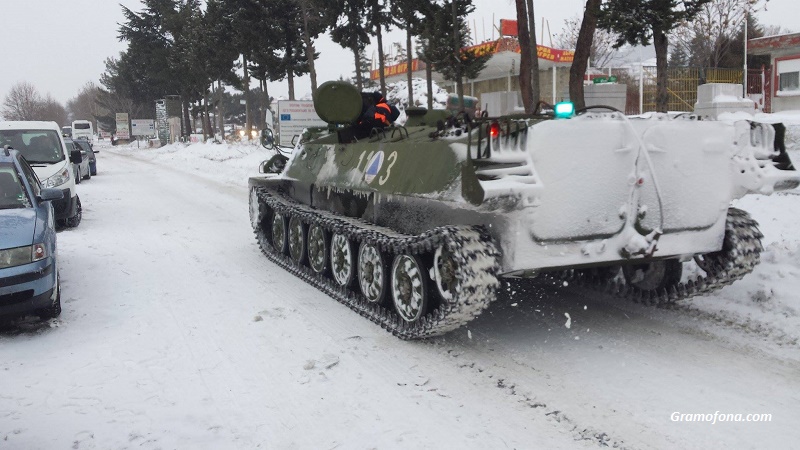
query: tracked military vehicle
[{"left": 249, "top": 81, "right": 800, "bottom": 339}]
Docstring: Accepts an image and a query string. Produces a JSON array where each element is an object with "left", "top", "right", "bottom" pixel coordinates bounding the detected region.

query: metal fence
[{"left": 600, "top": 67, "right": 746, "bottom": 114}]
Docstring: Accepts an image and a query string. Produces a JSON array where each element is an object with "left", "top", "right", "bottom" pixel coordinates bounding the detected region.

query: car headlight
[
  {"left": 251, "top": 130, "right": 258, "bottom": 138},
  {"left": 0, "top": 244, "right": 47, "bottom": 269},
  {"left": 43, "top": 167, "right": 71, "bottom": 188}
]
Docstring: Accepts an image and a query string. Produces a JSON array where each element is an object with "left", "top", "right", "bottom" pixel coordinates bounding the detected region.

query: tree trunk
[
  {"left": 352, "top": 45, "right": 363, "bottom": 91},
  {"left": 406, "top": 28, "right": 414, "bottom": 107},
  {"left": 182, "top": 98, "right": 191, "bottom": 139},
  {"left": 426, "top": 63, "right": 433, "bottom": 110},
  {"left": 526, "top": 0, "right": 540, "bottom": 107},
  {"left": 515, "top": 0, "right": 533, "bottom": 113},
  {"left": 377, "top": 24, "right": 386, "bottom": 97},
  {"left": 286, "top": 43, "right": 296, "bottom": 100},
  {"left": 243, "top": 54, "right": 252, "bottom": 138},
  {"left": 260, "top": 79, "right": 271, "bottom": 130},
  {"left": 654, "top": 28, "right": 669, "bottom": 113},
  {"left": 569, "top": 0, "right": 601, "bottom": 110},
  {"left": 203, "top": 95, "right": 211, "bottom": 140},
  {"left": 453, "top": 1, "right": 464, "bottom": 110},
  {"left": 217, "top": 80, "right": 225, "bottom": 140},
  {"left": 300, "top": 1, "right": 318, "bottom": 95}
]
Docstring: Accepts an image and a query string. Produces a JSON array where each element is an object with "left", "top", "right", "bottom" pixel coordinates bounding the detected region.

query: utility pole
[{"left": 743, "top": 10, "right": 748, "bottom": 98}]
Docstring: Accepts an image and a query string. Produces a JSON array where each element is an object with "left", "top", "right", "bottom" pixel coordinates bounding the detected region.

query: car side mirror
[
  {"left": 93, "top": 150, "right": 99, "bottom": 154},
  {"left": 38, "top": 188, "right": 64, "bottom": 202},
  {"left": 70, "top": 150, "right": 82, "bottom": 164},
  {"left": 260, "top": 128, "right": 275, "bottom": 150}
]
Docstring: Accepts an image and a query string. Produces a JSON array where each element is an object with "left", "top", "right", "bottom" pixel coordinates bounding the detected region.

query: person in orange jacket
[{"left": 353, "top": 92, "right": 400, "bottom": 139}]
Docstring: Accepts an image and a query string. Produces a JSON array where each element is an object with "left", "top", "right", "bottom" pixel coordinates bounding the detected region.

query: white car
[{"left": 0, "top": 121, "right": 83, "bottom": 228}]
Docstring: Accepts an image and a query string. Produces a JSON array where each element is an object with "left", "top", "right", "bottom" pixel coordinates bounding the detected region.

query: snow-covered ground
[{"left": 1, "top": 121, "right": 799, "bottom": 448}]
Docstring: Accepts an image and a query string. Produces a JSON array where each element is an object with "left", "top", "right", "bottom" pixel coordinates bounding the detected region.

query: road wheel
[
  {"left": 84, "top": 167, "right": 91, "bottom": 180},
  {"left": 358, "top": 242, "right": 389, "bottom": 305},
  {"left": 287, "top": 215, "right": 306, "bottom": 264},
  {"left": 330, "top": 233, "right": 355, "bottom": 288},
  {"left": 271, "top": 211, "right": 288, "bottom": 254},
  {"left": 622, "top": 259, "right": 682, "bottom": 291},
  {"left": 391, "top": 254, "right": 429, "bottom": 323},
  {"left": 307, "top": 224, "right": 329, "bottom": 275},
  {"left": 64, "top": 196, "right": 82, "bottom": 228},
  {"left": 36, "top": 273, "right": 62, "bottom": 320}
]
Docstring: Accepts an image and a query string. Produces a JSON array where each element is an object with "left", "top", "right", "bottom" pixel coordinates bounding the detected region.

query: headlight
[
  {"left": 0, "top": 244, "right": 47, "bottom": 269},
  {"left": 239, "top": 130, "right": 245, "bottom": 137},
  {"left": 251, "top": 130, "right": 258, "bottom": 138},
  {"left": 43, "top": 167, "right": 71, "bottom": 188}
]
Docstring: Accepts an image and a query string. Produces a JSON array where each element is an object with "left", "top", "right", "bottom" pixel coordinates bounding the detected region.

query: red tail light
[{"left": 489, "top": 122, "right": 500, "bottom": 138}]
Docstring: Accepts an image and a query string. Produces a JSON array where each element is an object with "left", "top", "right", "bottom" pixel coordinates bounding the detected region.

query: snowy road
[{"left": 2, "top": 143, "right": 798, "bottom": 449}]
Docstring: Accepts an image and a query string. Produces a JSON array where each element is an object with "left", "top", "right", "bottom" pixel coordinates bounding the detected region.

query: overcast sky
[{"left": 2, "top": 0, "right": 797, "bottom": 107}]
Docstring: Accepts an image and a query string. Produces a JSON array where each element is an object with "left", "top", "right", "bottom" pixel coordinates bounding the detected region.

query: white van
[
  {"left": 71, "top": 120, "right": 94, "bottom": 142},
  {"left": 0, "top": 121, "right": 83, "bottom": 228}
]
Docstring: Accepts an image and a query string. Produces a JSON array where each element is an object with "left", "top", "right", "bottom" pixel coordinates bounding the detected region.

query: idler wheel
[
  {"left": 271, "top": 212, "right": 288, "bottom": 254},
  {"left": 331, "top": 233, "right": 355, "bottom": 288},
  {"left": 307, "top": 224, "right": 329, "bottom": 274},
  {"left": 358, "top": 242, "right": 389, "bottom": 305},
  {"left": 391, "top": 254, "right": 429, "bottom": 323},
  {"left": 433, "top": 246, "right": 459, "bottom": 301}
]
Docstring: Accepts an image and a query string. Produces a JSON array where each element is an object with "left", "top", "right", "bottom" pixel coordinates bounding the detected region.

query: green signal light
[{"left": 554, "top": 102, "right": 575, "bottom": 119}]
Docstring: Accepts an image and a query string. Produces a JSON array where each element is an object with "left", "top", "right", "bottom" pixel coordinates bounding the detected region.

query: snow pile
[
  {"left": 385, "top": 77, "right": 449, "bottom": 109},
  {"left": 113, "top": 139, "right": 274, "bottom": 187}
]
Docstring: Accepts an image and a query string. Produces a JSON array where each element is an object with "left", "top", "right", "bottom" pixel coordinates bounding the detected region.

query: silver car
[{"left": 63, "top": 137, "right": 90, "bottom": 182}]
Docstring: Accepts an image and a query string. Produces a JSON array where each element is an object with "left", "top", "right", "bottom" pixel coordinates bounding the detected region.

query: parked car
[
  {"left": 63, "top": 137, "right": 90, "bottom": 183},
  {"left": 0, "top": 147, "right": 63, "bottom": 321},
  {"left": 73, "top": 137, "right": 97, "bottom": 176},
  {"left": 0, "top": 121, "right": 83, "bottom": 228}
]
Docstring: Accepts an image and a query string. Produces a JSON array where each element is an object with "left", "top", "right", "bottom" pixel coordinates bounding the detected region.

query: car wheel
[
  {"left": 74, "top": 168, "right": 81, "bottom": 184},
  {"left": 90, "top": 162, "right": 97, "bottom": 176},
  {"left": 36, "top": 273, "right": 62, "bottom": 320},
  {"left": 64, "top": 196, "right": 82, "bottom": 228},
  {"left": 84, "top": 166, "right": 91, "bottom": 180}
]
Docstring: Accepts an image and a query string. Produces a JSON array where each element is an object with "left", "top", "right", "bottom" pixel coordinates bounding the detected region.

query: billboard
[
  {"left": 277, "top": 101, "right": 327, "bottom": 147},
  {"left": 131, "top": 119, "right": 156, "bottom": 137},
  {"left": 115, "top": 113, "right": 130, "bottom": 140}
]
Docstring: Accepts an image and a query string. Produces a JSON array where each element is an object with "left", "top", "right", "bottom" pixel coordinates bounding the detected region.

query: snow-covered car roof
[{"left": 0, "top": 121, "right": 61, "bottom": 132}]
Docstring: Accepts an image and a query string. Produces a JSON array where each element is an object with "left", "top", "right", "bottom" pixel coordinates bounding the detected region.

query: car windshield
[
  {"left": 0, "top": 163, "right": 30, "bottom": 209},
  {"left": 0, "top": 130, "right": 65, "bottom": 165},
  {"left": 74, "top": 123, "right": 90, "bottom": 130}
]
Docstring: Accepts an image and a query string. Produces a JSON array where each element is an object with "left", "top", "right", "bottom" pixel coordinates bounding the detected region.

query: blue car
[{"left": 0, "top": 147, "right": 63, "bottom": 321}]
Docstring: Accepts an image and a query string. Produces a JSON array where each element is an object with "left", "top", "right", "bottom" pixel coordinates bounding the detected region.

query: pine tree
[
  {"left": 329, "top": 0, "right": 371, "bottom": 91},
  {"left": 391, "top": 0, "right": 431, "bottom": 107},
  {"left": 599, "top": 0, "right": 712, "bottom": 112}
]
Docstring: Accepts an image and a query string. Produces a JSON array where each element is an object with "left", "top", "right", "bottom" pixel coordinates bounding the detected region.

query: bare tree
[
  {"left": 763, "top": 24, "right": 793, "bottom": 37},
  {"left": 38, "top": 94, "right": 68, "bottom": 125},
  {"left": 672, "top": 0, "right": 768, "bottom": 68},
  {"left": 67, "top": 81, "right": 102, "bottom": 125},
  {"left": 2, "top": 82, "right": 42, "bottom": 121},
  {"left": 556, "top": 13, "right": 624, "bottom": 69}
]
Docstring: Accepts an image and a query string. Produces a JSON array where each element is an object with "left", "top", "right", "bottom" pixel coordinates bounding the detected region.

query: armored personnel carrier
[{"left": 249, "top": 81, "right": 799, "bottom": 339}]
